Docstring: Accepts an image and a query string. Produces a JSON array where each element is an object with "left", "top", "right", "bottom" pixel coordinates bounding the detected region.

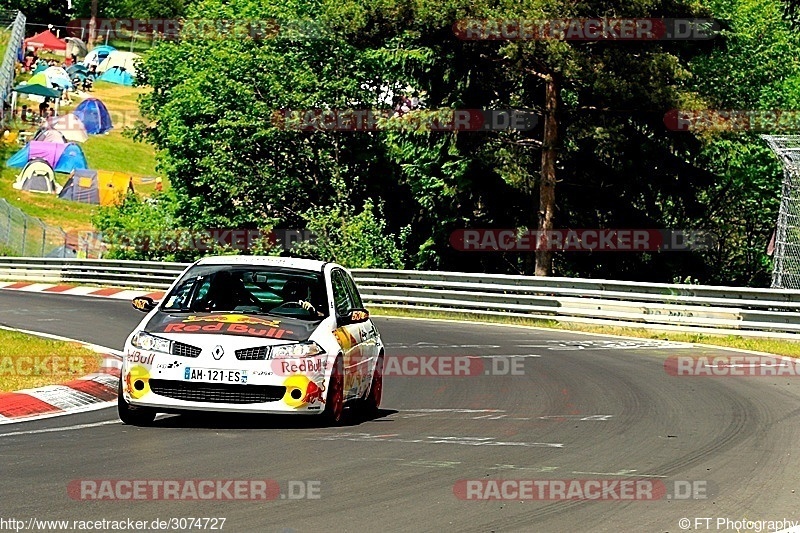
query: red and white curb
[
  {"left": 0, "top": 281, "right": 164, "bottom": 301},
  {"left": 0, "top": 327, "right": 123, "bottom": 425}
]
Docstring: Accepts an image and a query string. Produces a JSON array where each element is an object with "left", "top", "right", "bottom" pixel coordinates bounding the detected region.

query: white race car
[{"left": 118, "top": 256, "right": 384, "bottom": 426}]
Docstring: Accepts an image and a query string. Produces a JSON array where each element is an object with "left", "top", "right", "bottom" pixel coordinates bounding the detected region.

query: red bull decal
[
  {"left": 274, "top": 358, "right": 326, "bottom": 375},
  {"left": 282, "top": 375, "right": 326, "bottom": 407},
  {"left": 126, "top": 350, "right": 154, "bottom": 365},
  {"left": 302, "top": 380, "right": 325, "bottom": 404},
  {"left": 163, "top": 322, "right": 291, "bottom": 339},
  {"left": 183, "top": 315, "right": 281, "bottom": 327}
]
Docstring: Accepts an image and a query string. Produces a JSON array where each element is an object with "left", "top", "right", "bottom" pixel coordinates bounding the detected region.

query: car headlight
[
  {"left": 270, "top": 341, "right": 325, "bottom": 359},
  {"left": 130, "top": 331, "right": 172, "bottom": 354}
]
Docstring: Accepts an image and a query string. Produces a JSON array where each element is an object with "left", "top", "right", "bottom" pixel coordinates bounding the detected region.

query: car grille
[
  {"left": 172, "top": 341, "right": 201, "bottom": 358},
  {"left": 235, "top": 347, "right": 270, "bottom": 360},
  {"left": 149, "top": 380, "right": 286, "bottom": 404}
]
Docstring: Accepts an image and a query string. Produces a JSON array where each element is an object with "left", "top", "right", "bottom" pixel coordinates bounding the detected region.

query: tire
[
  {"left": 321, "top": 356, "right": 345, "bottom": 426},
  {"left": 363, "top": 353, "right": 384, "bottom": 414},
  {"left": 117, "top": 377, "right": 156, "bottom": 426}
]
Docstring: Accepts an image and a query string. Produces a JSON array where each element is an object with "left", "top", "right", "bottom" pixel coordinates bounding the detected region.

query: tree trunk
[
  {"left": 88, "top": 0, "right": 98, "bottom": 46},
  {"left": 535, "top": 74, "right": 558, "bottom": 276}
]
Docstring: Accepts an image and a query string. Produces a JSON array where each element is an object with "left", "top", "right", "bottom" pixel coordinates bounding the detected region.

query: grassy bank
[{"left": 0, "top": 329, "right": 104, "bottom": 391}]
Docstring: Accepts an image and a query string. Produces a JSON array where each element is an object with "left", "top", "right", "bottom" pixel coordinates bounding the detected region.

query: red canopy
[{"left": 24, "top": 30, "right": 67, "bottom": 51}]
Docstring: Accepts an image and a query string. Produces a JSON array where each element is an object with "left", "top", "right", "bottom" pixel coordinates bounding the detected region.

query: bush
[{"left": 293, "top": 200, "right": 408, "bottom": 269}]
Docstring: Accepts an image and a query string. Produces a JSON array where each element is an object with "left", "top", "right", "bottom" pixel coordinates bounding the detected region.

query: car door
[
  {"left": 330, "top": 269, "right": 365, "bottom": 400},
  {"left": 342, "top": 270, "right": 380, "bottom": 392}
]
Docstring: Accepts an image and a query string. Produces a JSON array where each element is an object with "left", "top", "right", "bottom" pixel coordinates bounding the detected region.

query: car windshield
[{"left": 161, "top": 265, "right": 328, "bottom": 320}]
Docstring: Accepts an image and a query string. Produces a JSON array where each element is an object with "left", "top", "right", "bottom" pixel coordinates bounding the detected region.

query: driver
[{"left": 281, "top": 279, "right": 324, "bottom": 316}]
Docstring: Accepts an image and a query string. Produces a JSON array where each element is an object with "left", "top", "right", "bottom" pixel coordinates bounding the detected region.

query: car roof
[{"left": 195, "top": 255, "right": 329, "bottom": 272}]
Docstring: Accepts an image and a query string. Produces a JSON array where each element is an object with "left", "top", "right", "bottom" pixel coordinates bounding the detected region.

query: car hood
[{"left": 144, "top": 312, "right": 319, "bottom": 343}]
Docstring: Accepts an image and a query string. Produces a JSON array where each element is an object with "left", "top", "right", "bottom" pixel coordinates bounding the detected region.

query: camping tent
[
  {"left": 97, "top": 51, "right": 139, "bottom": 77},
  {"left": 6, "top": 141, "right": 88, "bottom": 173},
  {"left": 12, "top": 159, "right": 60, "bottom": 194},
  {"left": 32, "top": 62, "right": 48, "bottom": 74},
  {"left": 54, "top": 143, "right": 89, "bottom": 173},
  {"left": 67, "top": 64, "right": 88, "bottom": 75},
  {"left": 73, "top": 98, "right": 112, "bottom": 134},
  {"left": 27, "top": 72, "right": 51, "bottom": 87},
  {"left": 43, "top": 66, "right": 73, "bottom": 90},
  {"left": 98, "top": 66, "right": 134, "bottom": 86},
  {"left": 47, "top": 114, "right": 89, "bottom": 143},
  {"left": 12, "top": 83, "right": 61, "bottom": 99},
  {"left": 34, "top": 128, "right": 67, "bottom": 143},
  {"left": 59, "top": 169, "right": 133, "bottom": 205},
  {"left": 65, "top": 37, "right": 88, "bottom": 59},
  {"left": 24, "top": 30, "right": 67, "bottom": 52},
  {"left": 83, "top": 45, "right": 116, "bottom": 67}
]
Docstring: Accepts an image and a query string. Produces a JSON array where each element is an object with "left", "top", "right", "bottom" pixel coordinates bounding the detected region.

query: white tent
[
  {"left": 13, "top": 159, "right": 61, "bottom": 194},
  {"left": 97, "top": 51, "right": 140, "bottom": 77},
  {"left": 46, "top": 114, "right": 89, "bottom": 143}
]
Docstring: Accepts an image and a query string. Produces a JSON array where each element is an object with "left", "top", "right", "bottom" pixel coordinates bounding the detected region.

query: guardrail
[{"left": 1, "top": 258, "right": 800, "bottom": 339}]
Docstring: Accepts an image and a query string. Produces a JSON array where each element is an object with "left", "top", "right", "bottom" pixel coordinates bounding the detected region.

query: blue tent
[
  {"left": 6, "top": 142, "right": 87, "bottom": 173},
  {"left": 6, "top": 144, "right": 31, "bottom": 168},
  {"left": 98, "top": 66, "right": 133, "bottom": 86},
  {"left": 54, "top": 143, "right": 88, "bottom": 173},
  {"left": 73, "top": 98, "right": 112, "bottom": 134}
]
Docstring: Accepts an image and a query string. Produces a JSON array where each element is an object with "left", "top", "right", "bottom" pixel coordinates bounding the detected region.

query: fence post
[
  {"left": 21, "top": 217, "right": 26, "bottom": 254},
  {"left": 5, "top": 203, "right": 10, "bottom": 245}
]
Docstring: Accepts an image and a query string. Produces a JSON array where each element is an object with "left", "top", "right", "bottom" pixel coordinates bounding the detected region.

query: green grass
[
  {"left": 372, "top": 307, "right": 800, "bottom": 358},
  {"left": 0, "top": 329, "right": 103, "bottom": 392}
]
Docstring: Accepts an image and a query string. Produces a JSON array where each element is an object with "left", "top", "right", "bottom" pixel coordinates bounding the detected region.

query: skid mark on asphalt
[
  {"left": 397, "top": 409, "right": 613, "bottom": 422},
  {"left": 372, "top": 460, "right": 668, "bottom": 477},
  {"left": 310, "top": 432, "right": 563, "bottom": 448},
  {"left": 518, "top": 340, "right": 691, "bottom": 350}
]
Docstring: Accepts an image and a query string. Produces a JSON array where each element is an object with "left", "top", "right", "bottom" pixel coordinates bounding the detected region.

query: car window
[
  {"left": 332, "top": 270, "right": 355, "bottom": 317},
  {"left": 343, "top": 272, "right": 364, "bottom": 309},
  {"left": 161, "top": 265, "right": 328, "bottom": 319}
]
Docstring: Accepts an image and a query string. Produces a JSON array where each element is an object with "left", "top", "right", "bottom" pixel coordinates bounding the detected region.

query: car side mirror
[
  {"left": 339, "top": 308, "right": 369, "bottom": 326},
  {"left": 132, "top": 296, "right": 157, "bottom": 313}
]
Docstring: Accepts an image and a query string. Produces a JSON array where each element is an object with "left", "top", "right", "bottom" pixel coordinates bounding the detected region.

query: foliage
[
  {"left": 293, "top": 200, "right": 408, "bottom": 269},
  {"left": 113, "top": 0, "right": 800, "bottom": 285}
]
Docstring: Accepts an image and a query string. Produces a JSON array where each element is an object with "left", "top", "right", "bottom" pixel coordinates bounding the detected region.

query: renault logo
[{"left": 212, "top": 346, "right": 225, "bottom": 360}]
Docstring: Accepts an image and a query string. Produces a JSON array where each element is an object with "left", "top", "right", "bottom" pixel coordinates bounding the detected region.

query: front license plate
[{"left": 184, "top": 367, "right": 248, "bottom": 384}]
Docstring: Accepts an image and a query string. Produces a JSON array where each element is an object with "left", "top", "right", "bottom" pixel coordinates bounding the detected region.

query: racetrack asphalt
[{"left": 1, "top": 290, "right": 799, "bottom": 532}]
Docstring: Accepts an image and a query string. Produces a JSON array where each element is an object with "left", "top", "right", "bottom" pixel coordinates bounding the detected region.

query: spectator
[
  {"left": 39, "top": 100, "right": 49, "bottom": 117},
  {"left": 155, "top": 177, "right": 163, "bottom": 192},
  {"left": 410, "top": 91, "right": 420, "bottom": 109},
  {"left": 20, "top": 105, "right": 28, "bottom": 122}
]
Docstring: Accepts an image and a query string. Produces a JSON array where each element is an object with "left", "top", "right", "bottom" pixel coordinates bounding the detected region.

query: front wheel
[
  {"left": 321, "top": 356, "right": 344, "bottom": 426},
  {"left": 117, "top": 377, "right": 156, "bottom": 426}
]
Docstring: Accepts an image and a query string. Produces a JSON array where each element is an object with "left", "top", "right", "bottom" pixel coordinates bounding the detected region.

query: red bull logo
[
  {"left": 183, "top": 315, "right": 281, "bottom": 327},
  {"left": 302, "top": 380, "right": 325, "bottom": 404},
  {"left": 282, "top": 375, "right": 326, "bottom": 407}
]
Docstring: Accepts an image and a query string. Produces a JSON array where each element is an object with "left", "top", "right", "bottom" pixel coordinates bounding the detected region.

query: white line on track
[{"left": 0, "top": 419, "right": 120, "bottom": 437}]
